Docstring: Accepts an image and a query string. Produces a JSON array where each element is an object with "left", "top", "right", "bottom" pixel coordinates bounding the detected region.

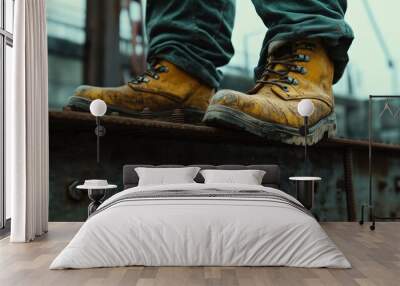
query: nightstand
[
  {"left": 77, "top": 182, "right": 117, "bottom": 216},
  {"left": 289, "top": 177, "right": 321, "bottom": 210}
]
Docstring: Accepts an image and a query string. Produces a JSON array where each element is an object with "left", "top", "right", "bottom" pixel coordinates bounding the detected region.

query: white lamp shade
[
  {"left": 89, "top": 99, "right": 107, "bottom": 117},
  {"left": 297, "top": 99, "right": 314, "bottom": 117}
]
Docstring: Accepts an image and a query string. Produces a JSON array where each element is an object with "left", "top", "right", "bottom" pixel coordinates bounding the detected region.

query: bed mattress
[{"left": 50, "top": 183, "right": 350, "bottom": 269}]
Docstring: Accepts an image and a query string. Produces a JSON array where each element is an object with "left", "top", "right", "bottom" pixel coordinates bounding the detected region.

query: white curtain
[{"left": 6, "top": 0, "right": 49, "bottom": 242}]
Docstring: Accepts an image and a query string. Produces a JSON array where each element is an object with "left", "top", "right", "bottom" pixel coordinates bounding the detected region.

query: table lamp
[
  {"left": 89, "top": 99, "right": 107, "bottom": 163},
  {"left": 297, "top": 99, "right": 315, "bottom": 172}
]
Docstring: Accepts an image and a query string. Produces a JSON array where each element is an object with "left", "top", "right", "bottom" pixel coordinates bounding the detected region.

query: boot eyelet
[
  {"left": 296, "top": 54, "right": 310, "bottom": 62},
  {"left": 283, "top": 86, "right": 289, "bottom": 92},
  {"left": 287, "top": 76, "right": 298, "bottom": 85},
  {"left": 295, "top": 54, "right": 303, "bottom": 61},
  {"left": 159, "top": 66, "right": 168, "bottom": 73},
  {"left": 154, "top": 75, "right": 160, "bottom": 80},
  {"left": 295, "top": 66, "right": 306, "bottom": 74}
]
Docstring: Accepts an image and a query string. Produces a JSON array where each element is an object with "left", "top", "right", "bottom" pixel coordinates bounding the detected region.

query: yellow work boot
[
  {"left": 203, "top": 39, "right": 336, "bottom": 145},
  {"left": 67, "top": 60, "right": 214, "bottom": 123}
]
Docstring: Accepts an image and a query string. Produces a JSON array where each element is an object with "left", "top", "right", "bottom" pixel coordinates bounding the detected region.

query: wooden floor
[{"left": 0, "top": 222, "right": 399, "bottom": 286}]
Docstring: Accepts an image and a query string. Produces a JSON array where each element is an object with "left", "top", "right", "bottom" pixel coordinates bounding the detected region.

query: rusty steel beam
[{"left": 50, "top": 111, "right": 400, "bottom": 152}]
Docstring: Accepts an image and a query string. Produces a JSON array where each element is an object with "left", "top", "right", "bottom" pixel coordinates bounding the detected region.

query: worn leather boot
[
  {"left": 67, "top": 60, "right": 214, "bottom": 123},
  {"left": 204, "top": 39, "right": 336, "bottom": 145}
]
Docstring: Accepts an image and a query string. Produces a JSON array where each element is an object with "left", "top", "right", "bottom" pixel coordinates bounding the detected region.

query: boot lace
[
  {"left": 256, "top": 42, "right": 315, "bottom": 92},
  {"left": 129, "top": 61, "right": 168, "bottom": 84}
]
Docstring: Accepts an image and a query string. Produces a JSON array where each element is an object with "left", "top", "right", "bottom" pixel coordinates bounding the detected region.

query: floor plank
[{"left": 0, "top": 222, "right": 399, "bottom": 286}]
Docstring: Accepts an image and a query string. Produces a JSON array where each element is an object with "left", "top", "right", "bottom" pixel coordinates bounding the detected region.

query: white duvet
[{"left": 50, "top": 183, "right": 350, "bottom": 269}]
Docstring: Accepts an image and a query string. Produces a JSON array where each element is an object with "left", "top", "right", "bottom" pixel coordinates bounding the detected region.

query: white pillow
[
  {"left": 200, "top": 169, "right": 266, "bottom": 185},
  {"left": 135, "top": 167, "right": 200, "bottom": 186}
]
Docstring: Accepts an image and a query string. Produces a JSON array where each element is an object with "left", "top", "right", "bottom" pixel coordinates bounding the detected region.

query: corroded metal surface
[
  {"left": 50, "top": 111, "right": 400, "bottom": 151},
  {"left": 49, "top": 111, "right": 400, "bottom": 222}
]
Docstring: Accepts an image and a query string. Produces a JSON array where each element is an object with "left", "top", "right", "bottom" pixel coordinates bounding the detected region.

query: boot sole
[
  {"left": 203, "top": 104, "right": 336, "bottom": 145},
  {"left": 67, "top": 96, "right": 205, "bottom": 124}
]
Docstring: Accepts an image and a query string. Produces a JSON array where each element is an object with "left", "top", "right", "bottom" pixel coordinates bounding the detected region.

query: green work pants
[{"left": 146, "top": 0, "right": 353, "bottom": 88}]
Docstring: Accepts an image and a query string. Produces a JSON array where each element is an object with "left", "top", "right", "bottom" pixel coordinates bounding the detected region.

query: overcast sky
[{"left": 227, "top": 0, "right": 400, "bottom": 98}]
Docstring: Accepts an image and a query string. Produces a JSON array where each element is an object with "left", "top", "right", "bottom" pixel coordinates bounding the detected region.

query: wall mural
[{"left": 47, "top": 0, "right": 400, "bottom": 222}]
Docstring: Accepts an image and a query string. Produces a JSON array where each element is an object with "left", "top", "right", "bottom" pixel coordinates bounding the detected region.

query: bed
[{"left": 50, "top": 164, "right": 350, "bottom": 269}]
